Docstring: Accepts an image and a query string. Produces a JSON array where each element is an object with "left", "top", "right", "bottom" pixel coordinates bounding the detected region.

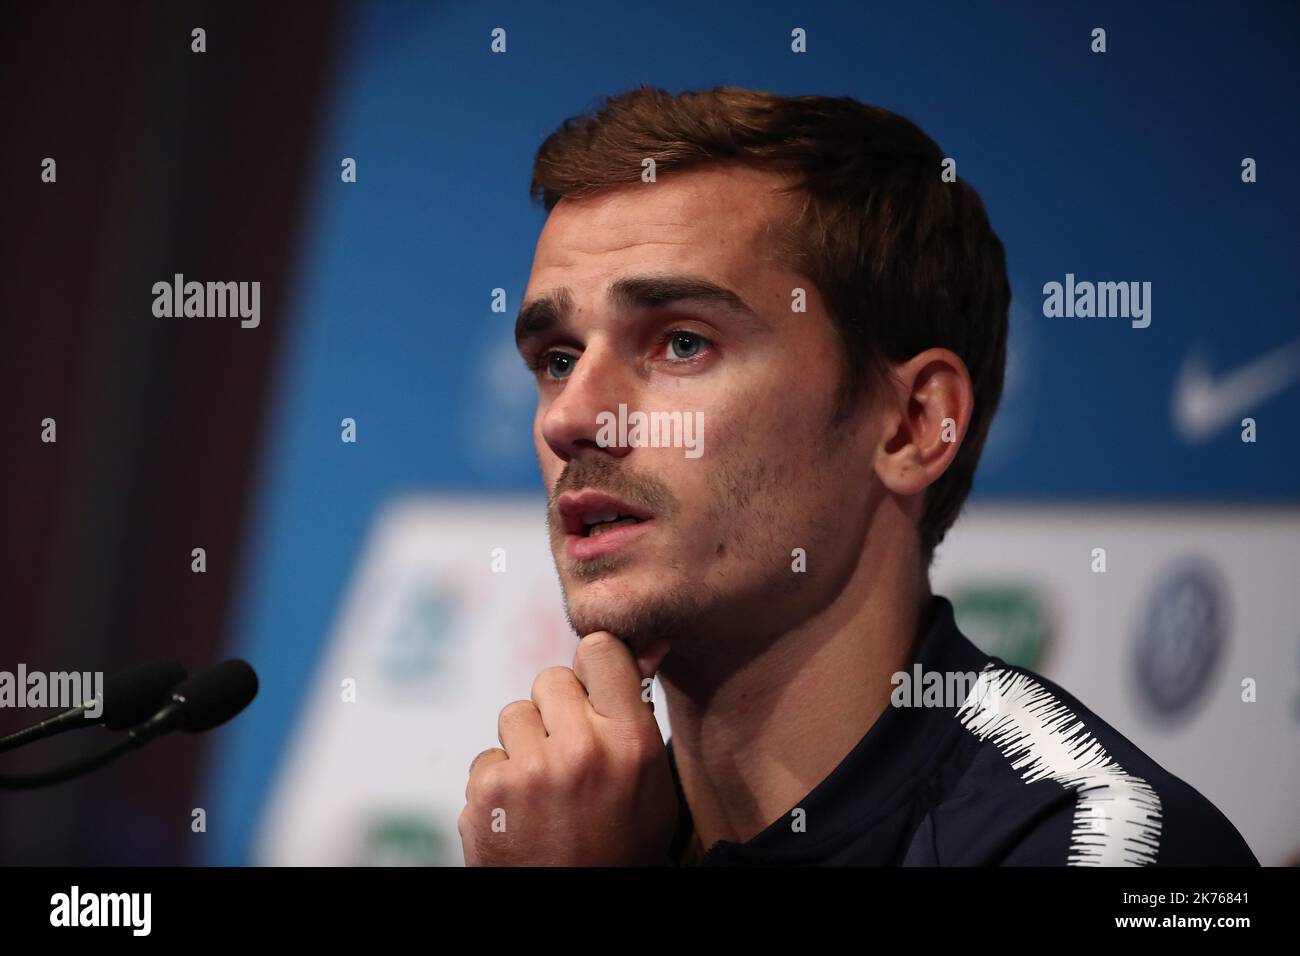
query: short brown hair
[{"left": 530, "top": 85, "right": 1010, "bottom": 562}]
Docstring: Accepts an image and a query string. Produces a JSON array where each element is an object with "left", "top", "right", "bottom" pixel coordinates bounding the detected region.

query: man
[{"left": 458, "top": 85, "right": 1258, "bottom": 866}]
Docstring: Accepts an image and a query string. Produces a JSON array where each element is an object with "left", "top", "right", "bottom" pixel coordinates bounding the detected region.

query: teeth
[
  {"left": 582, "top": 509, "right": 621, "bottom": 526},
  {"left": 588, "top": 516, "right": 641, "bottom": 537}
]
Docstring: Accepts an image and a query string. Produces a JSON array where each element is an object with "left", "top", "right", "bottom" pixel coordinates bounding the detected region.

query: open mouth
[
  {"left": 557, "top": 491, "right": 654, "bottom": 538},
  {"left": 580, "top": 511, "right": 645, "bottom": 537}
]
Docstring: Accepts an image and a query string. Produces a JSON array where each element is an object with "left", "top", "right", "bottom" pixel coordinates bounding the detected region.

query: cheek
[
  {"left": 712, "top": 380, "right": 825, "bottom": 461},
  {"left": 707, "top": 391, "right": 845, "bottom": 526}
]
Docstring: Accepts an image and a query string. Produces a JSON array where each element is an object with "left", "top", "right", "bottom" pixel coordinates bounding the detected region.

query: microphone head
[
  {"left": 171, "top": 659, "right": 259, "bottom": 732},
  {"left": 100, "top": 660, "right": 188, "bottom": 730}
]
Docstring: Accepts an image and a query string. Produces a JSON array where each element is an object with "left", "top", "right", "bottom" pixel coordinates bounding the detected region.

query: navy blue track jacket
[{"left": 665, "top": 596, "right": 1259, "bottom": 866}]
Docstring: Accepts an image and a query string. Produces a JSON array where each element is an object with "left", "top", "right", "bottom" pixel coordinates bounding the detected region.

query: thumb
[{"left": 635, "top": 639, "right": 672, "bottom": 682}]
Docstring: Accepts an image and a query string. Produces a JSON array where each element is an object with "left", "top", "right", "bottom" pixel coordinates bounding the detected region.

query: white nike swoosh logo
[{"left": 1172, "top": 339, "right": 1300, "bottom": 443}]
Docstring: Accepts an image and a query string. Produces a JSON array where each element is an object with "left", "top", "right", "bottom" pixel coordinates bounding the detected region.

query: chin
[
  {"left": 561, "top": 574, "right": 702, "bottom": 653},
  {"left": 562, "top": 580, "right": 639, "bottom": 633}
]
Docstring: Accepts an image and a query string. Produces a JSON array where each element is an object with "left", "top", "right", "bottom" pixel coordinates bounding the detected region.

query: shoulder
[{"left": 919, "top": 662, "right": 1259, "bottom": 867}]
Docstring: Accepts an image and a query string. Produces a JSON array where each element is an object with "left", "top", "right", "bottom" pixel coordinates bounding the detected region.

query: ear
[{"left": 873, "top": 348, "right": 974, "bottom": 498}]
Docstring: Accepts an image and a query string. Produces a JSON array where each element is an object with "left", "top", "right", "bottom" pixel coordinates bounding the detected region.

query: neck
[{"left": 658, "top": 512, "right": 927, "bottom": 850}]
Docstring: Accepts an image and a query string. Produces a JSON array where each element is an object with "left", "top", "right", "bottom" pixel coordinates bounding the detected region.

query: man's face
[{"left": 517, "top": 166, "right": 882, "bottom": 656}]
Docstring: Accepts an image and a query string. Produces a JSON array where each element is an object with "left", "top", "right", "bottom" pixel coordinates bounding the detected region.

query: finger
[
  {"left": 635, "top": 639, "right": 672, "bottom": 681},
  {"left": 498, "top": 699, "right": 546, "bottom": 754},
  {"left": 530, "top": 665, "right": 593, "bottom": 738},
  {"left": 572, "top": 631, "right": 652, "bottom": 723},
  {"left": 457, "top": 807, "right": 478, "bottom": 866},
  {"left": 465, "top": 747, "right": 507, "bottom": 802}
]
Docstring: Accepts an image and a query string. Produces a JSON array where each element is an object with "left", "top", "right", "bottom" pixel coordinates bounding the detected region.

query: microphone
[
  {"left": 132, "top": 658, "right": 259, "bottom": 739},
  {"left": 0, "top": 659, "right": 259, "bottom": 791},
  {"left": 0, "top": 660, "right": 188, "bottom": 754}
]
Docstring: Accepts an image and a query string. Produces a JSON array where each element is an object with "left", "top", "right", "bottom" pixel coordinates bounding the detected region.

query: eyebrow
[{"left": 514, "top": 274, "right": 762, "bottom": 352}]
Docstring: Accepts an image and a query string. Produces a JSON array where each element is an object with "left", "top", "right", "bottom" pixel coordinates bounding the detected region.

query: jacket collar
[{"left": 666, "top": 594, "right": 990, "bottom": 864}]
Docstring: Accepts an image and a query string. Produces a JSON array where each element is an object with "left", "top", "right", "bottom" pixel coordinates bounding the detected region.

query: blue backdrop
[{"left": 203, "top": 0, "right": 1300, "bottom": 864}]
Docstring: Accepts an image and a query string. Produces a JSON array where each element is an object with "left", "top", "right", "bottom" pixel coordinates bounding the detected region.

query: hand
[{"left": 459, "top": 632, "right": 676, "bottom": 866}]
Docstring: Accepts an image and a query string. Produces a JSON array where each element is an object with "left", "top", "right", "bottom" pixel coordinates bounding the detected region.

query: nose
[{"left": 539, "top": 338, "right": 635, "bottom": 464}]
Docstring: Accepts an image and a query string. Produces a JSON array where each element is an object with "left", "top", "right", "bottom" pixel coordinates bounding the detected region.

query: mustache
[{"left": 548, "top": 457, "right": 677, "bottom": 527}]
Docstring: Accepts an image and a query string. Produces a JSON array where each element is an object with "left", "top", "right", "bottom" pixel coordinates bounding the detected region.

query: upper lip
[{"left": 556, "top": 490, "right": 654, "bottom": 536}]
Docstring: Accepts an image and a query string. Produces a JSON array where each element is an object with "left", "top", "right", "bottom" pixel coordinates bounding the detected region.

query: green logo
[
  {"left": 378, "top": 580, "right": 456, "bottom": 686},
  {"left": 359, "top": 813, "right": 448, "bottom": 866},
  {"left": 951, "top": 584, "right": 1053, "bottom": 671}
]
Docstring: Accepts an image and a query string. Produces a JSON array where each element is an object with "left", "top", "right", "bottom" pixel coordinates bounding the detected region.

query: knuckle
[
  {"left": 531, "top": 665, "right": 577, "bottom": 700},
  {"left": 473, "top": 767, "right": 510, "bottom": 808},
  {"left": 501, "top": 698, "right": 534, "bottom": 717},
  {"left": 467, "top": 746, "right": 500, "bottom": 776},
  {"left": 498, "top": 699, "right": 535, "bottom": 726},
  {"left": 556, "top": 733, "right": 602, "bottom": 775},
  {"left": 514, "top": 756, "right": 548, "bottom": 786}
]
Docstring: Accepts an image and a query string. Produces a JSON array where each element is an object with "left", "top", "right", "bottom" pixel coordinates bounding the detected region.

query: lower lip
[{"left": 565, "top": 520, "right": 653, "bottom": 561}]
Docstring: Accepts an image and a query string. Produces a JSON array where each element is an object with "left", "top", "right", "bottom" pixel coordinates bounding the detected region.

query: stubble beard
[
  {"left": 547, "top": 438, "right": 811, "bottom": 656},
  {"left": 547, "top": 454, "right": 703, "bottom": 655}
]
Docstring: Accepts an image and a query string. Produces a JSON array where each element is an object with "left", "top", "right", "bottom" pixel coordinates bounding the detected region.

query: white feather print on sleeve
[{"left": 957, "top": 665, "right": 1163, "bottom": 866}]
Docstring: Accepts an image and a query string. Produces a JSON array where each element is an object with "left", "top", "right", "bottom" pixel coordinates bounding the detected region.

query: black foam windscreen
[
  {"left": 100, "top": 660, "right": 188, "bottom": 730},
  {"left": 173, "top": 659, "right": 259, "bottom": 732}
]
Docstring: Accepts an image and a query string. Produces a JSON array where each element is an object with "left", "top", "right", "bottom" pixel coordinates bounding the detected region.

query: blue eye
[
  {"left": 544, "top": 351, "right": 576, "bottom": 379},
  {"left": 665, "top": 331, "right": 709, "bottom": 361}
]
